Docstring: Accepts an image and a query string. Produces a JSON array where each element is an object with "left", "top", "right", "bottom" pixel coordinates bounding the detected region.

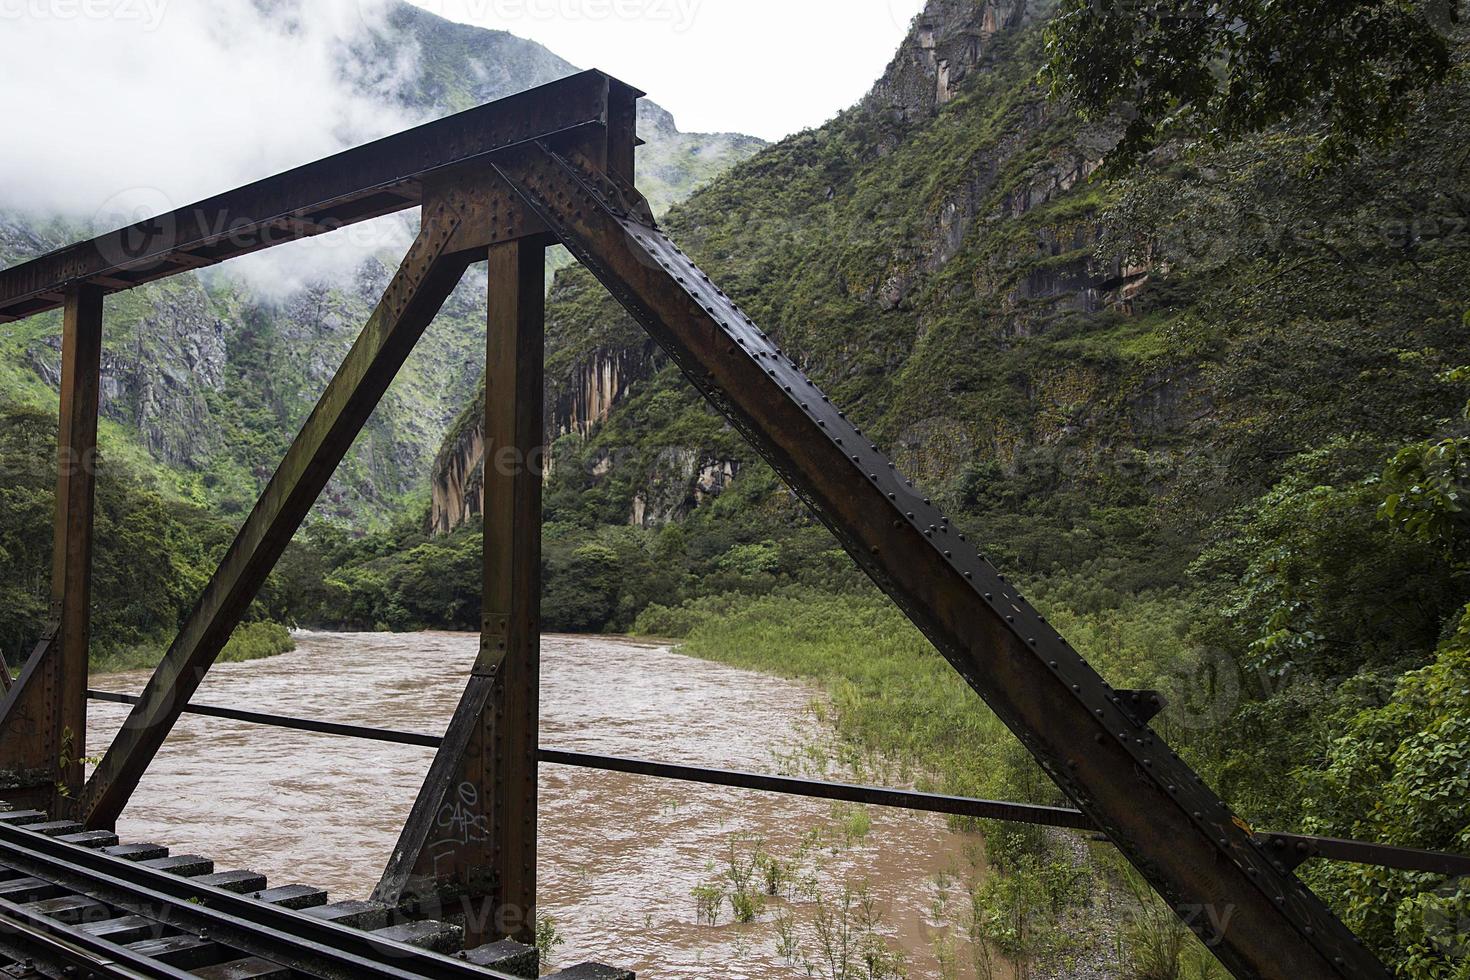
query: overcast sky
[
  {"left": 403, "top": 0, "right": 928, "bottom": 139},
  {"left": 0, "top": 0, "right": 924, "bottom": 216}
]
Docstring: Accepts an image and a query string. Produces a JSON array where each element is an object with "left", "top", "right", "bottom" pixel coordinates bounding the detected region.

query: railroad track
[{"left": 0, "top": 810, "right": 628, "bottom": 980}]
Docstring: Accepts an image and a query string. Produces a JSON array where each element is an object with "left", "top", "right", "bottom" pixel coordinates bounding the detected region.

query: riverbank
[
  {"left": 89, "top": 620, "right": 296, "bottom": 673},
  {"left": 637, "top": 589, "right": 1230, "bottom": 980}
]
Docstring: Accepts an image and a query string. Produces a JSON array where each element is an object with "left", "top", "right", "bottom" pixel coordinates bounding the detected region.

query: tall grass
[
  {"left": 638, "top": 589, "right": 1056, "bottom": 862},
  {"left": 636, "top": 584, "right": 1228, "bottom": 977}
]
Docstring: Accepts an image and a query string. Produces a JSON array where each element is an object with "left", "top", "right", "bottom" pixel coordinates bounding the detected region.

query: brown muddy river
[{"left": 89, "top": 633, "right": 1005, "bottom": 978}]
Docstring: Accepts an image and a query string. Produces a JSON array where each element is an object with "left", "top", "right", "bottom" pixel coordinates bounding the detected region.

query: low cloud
[{"left": 0, "top": 0, "right": 428, "bottom": 293}]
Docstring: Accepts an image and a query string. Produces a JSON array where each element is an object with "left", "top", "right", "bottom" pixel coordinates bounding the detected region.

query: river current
[{"left": 89, "top": 632, "right": 1001, "bottom": 978}]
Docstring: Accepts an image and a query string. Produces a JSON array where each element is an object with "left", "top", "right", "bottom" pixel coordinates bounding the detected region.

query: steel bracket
[{"left": 1115, "top": 689, "right": 1166, "bottom": 724}]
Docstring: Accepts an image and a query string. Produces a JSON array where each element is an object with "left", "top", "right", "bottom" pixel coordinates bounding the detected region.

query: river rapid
[{"left": 89, "top": 632, "right": 1004, "bottom": 978}]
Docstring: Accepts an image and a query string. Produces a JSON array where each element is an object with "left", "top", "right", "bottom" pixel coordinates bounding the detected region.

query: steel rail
[
  {"left": 0, "top": 823, "right": 521, "bottom": 980},
  {"left": 85, "top": 689, "right": 1470, "bottom": 878},
  {"left": 0, "top": 896, "right": 193, "bottom": 980}
]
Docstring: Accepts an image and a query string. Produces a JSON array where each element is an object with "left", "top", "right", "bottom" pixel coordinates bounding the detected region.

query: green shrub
[{"left": 220, "top": 621, "right": 296, "bottom": 663}]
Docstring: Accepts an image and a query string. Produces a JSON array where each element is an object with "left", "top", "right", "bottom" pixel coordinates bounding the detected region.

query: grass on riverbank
[
  {"left": 639, "top": 590, "right": 1051, "bottom": 853},
  {"left": 635, "top": 585, "right": 1228, "bottom": 978},
  {"left": 90, "top": 621, "right": 296, "bottom": 674}
]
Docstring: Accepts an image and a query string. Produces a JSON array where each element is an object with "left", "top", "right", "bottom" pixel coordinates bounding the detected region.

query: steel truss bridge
[{"left": 0, "top": 71, "right": 1466, "bottom": 980}]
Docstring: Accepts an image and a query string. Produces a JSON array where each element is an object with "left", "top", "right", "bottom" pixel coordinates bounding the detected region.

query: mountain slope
[
  {"left": 0, "top": 0, "right": 762, "bottom": 526},
  {"left": 157, "top": 4, "right": 1470, "bottom": 973},
  {"left": 404, "top": 5, "right": 1470, "bottom": 972},
  {"left": 432, "top": 0, "right": 1116, "bottom": 532}
]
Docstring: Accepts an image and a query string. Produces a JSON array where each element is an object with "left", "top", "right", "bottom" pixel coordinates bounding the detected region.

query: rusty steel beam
[
  {"left": 0, "top": 626, "right": 58, "bottom": 813},
  {"left": 487, "top": 143, "right": 1391, "bottom": 980},
  {"left": 78, "top": 197, "right": 483, "bottom": 831},
  {"left": 0, "top": 71, "right": 641, "bottom": 323},
  {"left": 0, "top": 286, "right": 104, "bottom": 813},
  {"left": 475, "top": 235, "right": 545, "bottom": 947},
  {"left": 50, "top": 285, "right": 104, "bottom": 808},
  {"left": 377, "top": 235, "right": 546, "bottom": 950}
]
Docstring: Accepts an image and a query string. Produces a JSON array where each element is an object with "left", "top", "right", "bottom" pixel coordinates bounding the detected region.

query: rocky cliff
[
  {"left": 429, "top": 0, "right": 1136, "bottom": 533},
  {"left": 866, "top": 0, "right": 1033, "bottom": 120},
  {"left": 431, "top": 0, "right": 1469, "bottom": 589}
]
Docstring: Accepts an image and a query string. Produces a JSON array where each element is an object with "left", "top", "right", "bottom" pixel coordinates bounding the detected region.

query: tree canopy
[{"left": 1042, "top": 0, "right": 1461, "bottom": 164}]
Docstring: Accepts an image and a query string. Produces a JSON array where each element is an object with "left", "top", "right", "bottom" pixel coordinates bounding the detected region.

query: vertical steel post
[
  {"left": 0, "top": 285, "right": 103, "bottom": 812},
  {"left": 374, "top": 235, "right": 545, "bottom": 950},
  {"left": 51, "top": 285, "right": 104, "bottom": 807},
  {"left": 478, "top": 237, "right": 545, "bottom": 945}
]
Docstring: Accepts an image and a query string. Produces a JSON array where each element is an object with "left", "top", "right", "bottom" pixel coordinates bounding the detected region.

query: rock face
[
  {"left": 428, "top": 0, "right": 1140, "bottom": 536},
  {"left": 866, "top": 0, "right": 1032, "bottom": 121},
  {"left": 549, "top": 345, "right": 657, "bottom": 441},
  {"left": 0, "top": 0, "right": 762, "bottom": 526},
  {"left": 631, "top": 453, "right": 738, "bottom": 528},
  {"left": 431, "top": 421, "right": 484, "bottom": 536},
  {"left": 430, "top": 340, "right": 663, "bottom": 532},
  {"left": 22, "top": 277, "right": 228, "bottom": 469}
]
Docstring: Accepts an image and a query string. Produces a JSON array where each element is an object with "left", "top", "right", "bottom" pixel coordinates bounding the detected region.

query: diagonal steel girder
[
  {"left": 78, "top": 197, "right": 482, "bottom": 830},
  {"left": 485, "top": 142, "right": 1392, "bottom": 980}
]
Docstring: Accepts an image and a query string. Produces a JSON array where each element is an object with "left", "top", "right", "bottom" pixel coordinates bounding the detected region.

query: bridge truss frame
[{"left": 0, "top": 69, "right": 1454, "bottom": 979}]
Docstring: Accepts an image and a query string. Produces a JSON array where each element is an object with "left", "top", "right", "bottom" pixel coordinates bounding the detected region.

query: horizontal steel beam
[
  {"left": 0, "top": 70, "right": 641, "bottom": 321},
  {"left": 87, "top": 688, "right": 441, "bottom": 747},
  {"left": 85, "top": 689, "right": 1470, "bottom": 877}
]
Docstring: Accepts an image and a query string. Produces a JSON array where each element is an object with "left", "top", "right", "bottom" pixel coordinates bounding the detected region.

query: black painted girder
[{"left": 487, "top": 142, "right": 1391, "bottom": 980}]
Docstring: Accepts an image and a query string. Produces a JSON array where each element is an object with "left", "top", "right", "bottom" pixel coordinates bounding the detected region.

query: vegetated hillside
[
  {"left": 358, "top": 1, "right": 1470, "bottom": 974},
  {"left": 426, "top": 0, "right": 1467, "bottom": 611},
  {"left": 0, "top": 0, "right": 761, "bottom": 528}
]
